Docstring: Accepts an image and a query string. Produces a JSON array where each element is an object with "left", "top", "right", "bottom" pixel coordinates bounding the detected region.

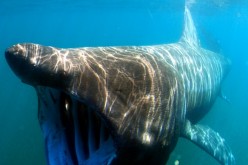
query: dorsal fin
[{"left": 180, "top": 6, "right": 200, "bottom": 47}]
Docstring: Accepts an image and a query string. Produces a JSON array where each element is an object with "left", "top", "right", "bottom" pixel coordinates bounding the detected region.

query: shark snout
[
  {"left": 5, "top": 43, "right": 45, "bottom": 85},
  {"left": 5, "top": 44, "right": 27, "bottom": 60},
  {"left": 5, "top": 44, "right": 29, "bottom": 79}
]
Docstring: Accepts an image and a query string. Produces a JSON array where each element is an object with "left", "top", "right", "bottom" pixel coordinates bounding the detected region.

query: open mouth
[{"left": 37, "top": 86, "right": 116, "bottom": 165}]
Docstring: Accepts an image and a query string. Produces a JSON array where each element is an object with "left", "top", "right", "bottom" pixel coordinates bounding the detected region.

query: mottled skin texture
[{"left": 5, "top": 8, "right": 235, "bottom": 165}]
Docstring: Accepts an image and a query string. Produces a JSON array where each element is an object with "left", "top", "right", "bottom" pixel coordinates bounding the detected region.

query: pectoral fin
[{"left": 181, "top": 120, "right": 235, "bottom": 165}]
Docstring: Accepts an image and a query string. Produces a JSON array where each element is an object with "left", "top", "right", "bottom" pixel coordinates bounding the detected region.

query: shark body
[{"left": 5, "top": 7, "right": 235, "bottom": 165}]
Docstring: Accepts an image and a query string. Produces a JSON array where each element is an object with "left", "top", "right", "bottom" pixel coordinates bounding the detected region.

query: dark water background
[{"left": 0, "top": 0, "right": 247, "bottom": 164}]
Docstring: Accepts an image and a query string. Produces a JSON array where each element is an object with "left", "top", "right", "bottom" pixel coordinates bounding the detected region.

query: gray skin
[{"left": 5, "top": 8, "right": 235, "bottom": 165}]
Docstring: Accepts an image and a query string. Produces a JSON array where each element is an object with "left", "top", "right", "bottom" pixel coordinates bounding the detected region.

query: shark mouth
[{"left": 37, "top": 86, "right": 116, "bottom": 165}]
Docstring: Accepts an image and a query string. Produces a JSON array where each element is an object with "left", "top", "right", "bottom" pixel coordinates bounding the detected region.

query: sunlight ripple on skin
[{"left": 4, "top": 7, "right": 235, "bottom": 165}]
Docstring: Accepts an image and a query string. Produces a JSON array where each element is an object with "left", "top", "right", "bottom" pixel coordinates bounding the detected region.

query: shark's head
[{"left": 5, "top": 43, "right": 177, "bottom": 165}]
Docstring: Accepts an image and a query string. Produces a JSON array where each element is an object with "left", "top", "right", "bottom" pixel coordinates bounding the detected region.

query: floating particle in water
[{"left": 174, "top": 160, "right": 180, "bottom": 165}]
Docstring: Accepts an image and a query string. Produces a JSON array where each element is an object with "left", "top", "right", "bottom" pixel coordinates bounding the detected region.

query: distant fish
[
  {"left": 5, "top": 6, "right": 234, "bottom": 165},
  {"left": 220, "top": 90, "right": 231, "bottom": 104}
]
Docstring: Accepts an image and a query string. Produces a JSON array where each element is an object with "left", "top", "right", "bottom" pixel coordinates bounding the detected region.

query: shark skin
[{"left": 5, "top": 7, "right": 235, "bottom": 165}]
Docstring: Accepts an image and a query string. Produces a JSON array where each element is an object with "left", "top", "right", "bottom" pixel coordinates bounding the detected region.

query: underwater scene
[{"left": 0, "top": 0, "right": 247, "bottom": 164}]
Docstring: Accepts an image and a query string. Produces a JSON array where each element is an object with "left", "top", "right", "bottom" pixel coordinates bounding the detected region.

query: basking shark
[{"left": 5, "top": 7, "right": 235, "bottom": 165}]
